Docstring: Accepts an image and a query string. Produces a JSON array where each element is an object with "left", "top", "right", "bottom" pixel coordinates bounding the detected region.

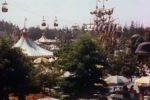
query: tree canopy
[
  {"left": 0, "top": 37, "right": 33, "bottom": 99},
  {"left": 55, "top": 34, "right": 109, "bottom": 97}
]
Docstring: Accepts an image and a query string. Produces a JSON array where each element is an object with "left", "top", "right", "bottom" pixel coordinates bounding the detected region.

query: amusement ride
[{"left": 89, "top": 0, "right": 118, "bottom": 51}]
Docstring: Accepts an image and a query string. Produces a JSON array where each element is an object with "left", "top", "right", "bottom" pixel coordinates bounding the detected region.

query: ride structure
[
  {"left": 90, "top": 0, "right": 118, "bottom": 51},
  {"left": 41, "top": 16, "right": 46, "bottom": 27},
  {"left": 13, "top": 18, "right": 53, "bottom": 58}
]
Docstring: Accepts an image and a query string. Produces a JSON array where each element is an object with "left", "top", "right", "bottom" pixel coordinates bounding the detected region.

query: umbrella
[
  {"left": 61, "top": 71, "right": 75, "bottom": 78},
  {"left": 135, "top": 42, "right": 150, "bottom": 56},
  {"left": 135, "top": 76, "right": 150, "bottom": 87},
  {"left": 105, "top": 75, "right": 129, "bottom": 86},
  {"left": 110, "top": 94, "right": 123, "bottom": 99}
]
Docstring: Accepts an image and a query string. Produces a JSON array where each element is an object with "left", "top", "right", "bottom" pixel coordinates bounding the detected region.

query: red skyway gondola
[
  {"left": 54, "top": 17, "right": 58, "bottom": 27},
  {"left": 41, "top": 16, "right": 46, "bottom": 26},
  {"left": 2, "top": 0, "right": 8, "bottom": 12}
]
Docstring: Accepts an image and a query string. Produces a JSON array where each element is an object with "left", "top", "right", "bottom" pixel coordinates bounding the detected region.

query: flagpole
[{"left": 24, "top": 17, "right": 27, "bottom": 28}]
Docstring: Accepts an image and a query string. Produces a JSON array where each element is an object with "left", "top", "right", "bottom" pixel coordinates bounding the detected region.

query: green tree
[
  {"left": 0, "top": 37, "right": 33, "bottom": 99},
  {"left": 55, "top": 34, "right": 108, "bottom": 97},
  {"left": 30, "top": 64, "right": 61, "bottom": 94},
  {"left": 107, "top": 50, "right": 138, "bottom": 77}
]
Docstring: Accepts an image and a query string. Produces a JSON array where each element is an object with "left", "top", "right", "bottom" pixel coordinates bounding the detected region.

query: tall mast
[
  {"left": 90, "top": 0, "right": 116, "bottom": 32},
  {"left": 24, "top": 17, "right": 27, "bottom": 28},
  {"left": 102, "top": 0, "right": 105, "bottom": 10},
  {"left": 90, "top": 0, "right": 118, "bottom": 51},
  {"left": 102, "top": 0, "right": 105, "bottom": 24}
]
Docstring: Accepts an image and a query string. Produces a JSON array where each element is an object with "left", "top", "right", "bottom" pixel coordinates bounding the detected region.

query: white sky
[{"left": 0, "top": 0, "right": 150, "bottom": 28}]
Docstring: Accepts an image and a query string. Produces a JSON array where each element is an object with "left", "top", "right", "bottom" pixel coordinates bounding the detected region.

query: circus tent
[
  {"left": 13, "top": 30, "right": 53, "bottom": 57},
  {"left": 35, "top": 33, "right": 57, "bottom": 44}
]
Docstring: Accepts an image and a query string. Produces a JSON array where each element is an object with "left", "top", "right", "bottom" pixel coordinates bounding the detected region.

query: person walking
[
  {"left": 129, "top": 85, "right": 136, "bottom": 100},
  {"left": 123, "top": 86, "right": 130, "bottom": 100}
]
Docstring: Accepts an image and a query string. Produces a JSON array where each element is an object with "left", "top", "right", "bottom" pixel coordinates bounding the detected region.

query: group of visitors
[
  {"left": 138, "top": 86, "right": 150, "bottom": 100},
  {"left": 112, "top": 85, "right": 137, "bottom": 100},
  {"left": 111, "top": 85, "right": 150, "bottom": 100}
]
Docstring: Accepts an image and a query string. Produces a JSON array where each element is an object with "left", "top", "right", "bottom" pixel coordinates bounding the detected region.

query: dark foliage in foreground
[{"left": 0, "top": 37, "right": 34, "bottom": 100}]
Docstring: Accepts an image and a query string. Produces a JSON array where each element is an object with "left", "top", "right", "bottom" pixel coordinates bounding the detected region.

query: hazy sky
[{"left": 0, "top": 0, "right": 150, "bottom": 28}]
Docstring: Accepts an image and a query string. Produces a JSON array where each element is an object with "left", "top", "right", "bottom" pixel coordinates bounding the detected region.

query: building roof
[
  {"left": 13, "top": 31, "right": 53, "bottom": 57},
  {"left": 135, "top": 42, "right": 150, "bottom": 56}
]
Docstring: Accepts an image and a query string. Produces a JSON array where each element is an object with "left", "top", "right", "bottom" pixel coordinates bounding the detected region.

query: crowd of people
[
  {"left": 111, "top": 85, "right": 137, "bottom": 99},
  {"left": 108, "top": 84, "right": 150, "bottom": 100}
]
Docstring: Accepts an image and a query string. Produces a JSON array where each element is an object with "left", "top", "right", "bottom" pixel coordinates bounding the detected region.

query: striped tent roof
[
  {"left": 13, "top": 31, "right": 53, "bottom": 57},
  {"left": 35, "top": 33, "right": 57, "bottom": 43}
]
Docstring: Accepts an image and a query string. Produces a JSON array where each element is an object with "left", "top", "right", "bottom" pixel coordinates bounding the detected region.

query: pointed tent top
[{"left": 21, "top": 28, "right": 28, "bottom": 38}]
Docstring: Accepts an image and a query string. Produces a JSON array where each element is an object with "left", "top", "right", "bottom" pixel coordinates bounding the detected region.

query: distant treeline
[
  {"left": 0, "top": 20, "right": 20, "bottom": 35},
  {"left": 28, "top": 27, "right": 81, "bottom": 42},
  {"left": 121, "top": 21, "right": 145, "bottom": 39},
  {"left": 0, "top": 20, "right": 149, "bottom": 43},
  {"left": 0, "top": 20, "right": 81, "bottom": 43},
  {"left": 28, "top": 27, "right": 61, "bottom": 40}
]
